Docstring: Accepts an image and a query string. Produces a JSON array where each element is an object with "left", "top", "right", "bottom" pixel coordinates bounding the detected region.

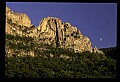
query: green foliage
[
  {"left": 6, "top": 34, "right": 35, "bottom": 51},
  {"left": 99, "top": 46, "right": 116, "bottom": 60},
  {"left": 5, "top": 34, "right": 116, "bottom": 78},
  {"left": 5, "top": 51, "right": 116, "bottom": 78},
  {"left": 6, "top": 34, "right": 34, "bottom": 43}
]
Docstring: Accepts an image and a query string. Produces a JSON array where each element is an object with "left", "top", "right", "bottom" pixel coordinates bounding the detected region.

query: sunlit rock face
[
  {"left": 93, "top": 46, "right": 104, "bottom": 54},
  {"left": 37, "top": 16, "right": 93, "bottom": 53},
  {"left": 6, "top": 6, "right": 32, "bottom": 27},
  {"left": 6, "top": 6, "right": 104, "bottom": 56}
]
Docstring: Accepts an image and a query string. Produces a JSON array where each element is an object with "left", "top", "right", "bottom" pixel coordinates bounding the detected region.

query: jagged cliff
[
  {"left": 37, "top": 16, "right": 93, "bottom": 53},
  {"left": 5, "top": 6, "right": 104, "bottom": 57}
]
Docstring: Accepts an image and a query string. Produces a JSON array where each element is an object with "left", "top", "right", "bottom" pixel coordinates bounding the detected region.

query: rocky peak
[
  {"left": 6, "top": 6, "right": 12, "bottom": 13},
  {"left": 5, "top": 6, "right": 104, "bottom": 54},
  {"left": 36, "top": 16, "right": 93, "bottom": 53},
  {"left": 6, "top": 6, "right": 32, "bottom": 27}
]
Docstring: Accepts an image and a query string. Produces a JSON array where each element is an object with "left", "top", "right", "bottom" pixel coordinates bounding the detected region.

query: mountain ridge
[
  {"left": 5, "top": 6, "right": 104, "bottom": 57},
  {"left": 5, "top": 6, "right": 116, "bottom": 78}
]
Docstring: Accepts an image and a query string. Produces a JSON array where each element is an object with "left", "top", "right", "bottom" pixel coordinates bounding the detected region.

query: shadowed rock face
[{"left": 5, "top": 6, "right": 103, "bottom": 54}]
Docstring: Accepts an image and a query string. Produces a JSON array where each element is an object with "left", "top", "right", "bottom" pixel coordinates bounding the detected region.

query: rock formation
[
  {"left": 93, "top": 46, "right": 104, "bottom": 54},
  {"left": 36, "top": 16, "right": 93, "bottom": 53},
  {"left": 6, "top": 6, "right": 32, "bottom": 27},
  {"left": 5, "top": 6, "right": 104, "bottom": 57}
]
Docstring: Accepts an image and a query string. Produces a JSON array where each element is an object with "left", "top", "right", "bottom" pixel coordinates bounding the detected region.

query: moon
[{"left": 100, "top": 38, "right": 102, "bottom": 41}]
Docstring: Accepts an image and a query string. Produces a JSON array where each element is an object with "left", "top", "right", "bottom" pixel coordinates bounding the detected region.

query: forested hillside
[
  {"left": 99, "top": 46, "right": 117, "bottom": 60},
  {"left": 5, "top": 34, "right": 116, "bottom": 78}
]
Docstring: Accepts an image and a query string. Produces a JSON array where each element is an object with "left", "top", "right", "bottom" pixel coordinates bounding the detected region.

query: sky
[{"left": 6, "top": 2, "right": 117, "bottom": 49}]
